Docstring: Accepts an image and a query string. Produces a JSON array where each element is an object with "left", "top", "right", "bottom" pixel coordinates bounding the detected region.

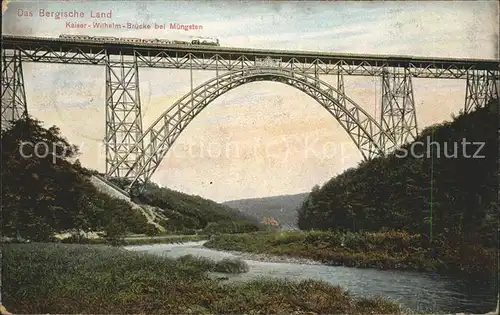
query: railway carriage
[
  {"left": 191, "top": 37, "right": 219, "bottom": 46},
  {"left": 59, "top": 34, "right": 92, "bottom": 40},
  {"left": 58, "top": 34, "right": 220, "bottom": 46}
]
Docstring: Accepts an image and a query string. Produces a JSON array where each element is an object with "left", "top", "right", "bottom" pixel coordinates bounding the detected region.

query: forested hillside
[
  {"left": 111, "top": 178, "right": 261, "bottom": 234},
  {"left": 0, "top": 117, "right": 152, "bottom": 241},
  {"left": 1, "top": 116, "right": 260, "bottom": 241},
  {"left": 223, "top": 193, "right": 309, "bottom": 227},
  {"left": 298, "top": 100, "right": 498, "bottom": 248}
]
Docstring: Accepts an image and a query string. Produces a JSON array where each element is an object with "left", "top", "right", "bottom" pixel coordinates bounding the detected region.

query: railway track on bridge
[{"left": 2, "top": 35, "right": 499, "bottom": 78}]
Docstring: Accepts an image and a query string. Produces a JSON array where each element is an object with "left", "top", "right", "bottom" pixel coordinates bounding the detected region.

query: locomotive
[{"left": 58, "top": 34, "right": 220, "bottom": 46}]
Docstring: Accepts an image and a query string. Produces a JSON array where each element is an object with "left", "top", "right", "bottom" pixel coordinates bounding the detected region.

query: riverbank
[
  {"left": 203, "top": 230, "right": 497, "bottom": 277},
  {"left": 123, "top": 234, "right": 208, "bottom": 245},
  {"left": 55, "top": 233, "right": 208, "bottom": 246},
  {"left": 3, "top": 243, "right": 405, "bottom": 314}
]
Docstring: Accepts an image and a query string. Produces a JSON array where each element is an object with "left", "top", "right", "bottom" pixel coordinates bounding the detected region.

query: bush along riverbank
[
  {"left": 203, "top": 230, "right": 497, "bottom": 277},
  {"left": 176, "top": 254, "right": 250, "bottom": 274},
  {"left": 3, "top": 243, "right": 405, "bottom": 314}
]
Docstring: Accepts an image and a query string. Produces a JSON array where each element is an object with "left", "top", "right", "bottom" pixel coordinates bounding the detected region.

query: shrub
[
  {"left": 144, "top": 224, "right": 159, "bottom": 236},
  {"left": 214, "top": 258, "right": 249, "bottom": 274}
]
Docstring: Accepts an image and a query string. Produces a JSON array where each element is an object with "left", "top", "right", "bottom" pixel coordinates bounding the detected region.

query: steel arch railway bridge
[{"left": 1, "top": 35, "right": 499, "bottom": 193}]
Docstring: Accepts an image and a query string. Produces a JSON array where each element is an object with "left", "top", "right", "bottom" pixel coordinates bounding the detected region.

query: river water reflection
[{"left": 125, "top": 241, "right": 497, "bottom": 314}]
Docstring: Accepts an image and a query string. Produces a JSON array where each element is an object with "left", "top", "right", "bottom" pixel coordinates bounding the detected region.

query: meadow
[{"left": 2, "top": 243, "right": 405, "bottom": 314}]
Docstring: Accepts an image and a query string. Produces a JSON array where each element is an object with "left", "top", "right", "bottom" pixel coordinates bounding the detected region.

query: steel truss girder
[
  {"left": 380, "top": 69, "right": 418, "bottom": 147},
  {"left": 337, "top": 72, "right": 347, "bottom": 108},
  {"left": 7, "top": 45, "right": 107, "bottom": 65},
  {"left": 1, "top": 50, "right": 27, "bottom": 130},
  {"left": 4, "top": 44, "right": 499, "bottom": 79},
  {"left": 105, "top": 52, "right": 144, "bottom": 179},
  {"left": 107, "top": 67, "right": 398, "bottom": 189},
  {"left": 464, "top": 70, "right": 499, "bottom": 113}
]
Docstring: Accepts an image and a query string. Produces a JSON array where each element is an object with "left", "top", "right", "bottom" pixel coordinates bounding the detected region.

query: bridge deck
[{"left": 2, "top": 35, "right": 499, "bottom": 74}]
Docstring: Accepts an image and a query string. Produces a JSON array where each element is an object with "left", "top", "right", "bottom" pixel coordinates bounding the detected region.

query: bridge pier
[
  {"left": 464, "top": 70, "right": 499, "bottom": 113},
  {"left": 1, "top": 50, "right": 28, "bottom": 130},
  {"left": 380, "top": 69, "right": 418, "bottom": 149},
  {"left": 104, "top": 52, "right": 144, "bottom": 180}
]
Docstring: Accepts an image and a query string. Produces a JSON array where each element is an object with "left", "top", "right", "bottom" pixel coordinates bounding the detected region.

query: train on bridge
[{"left": 59, "top": 34, "right": 220, "bottom": 46}]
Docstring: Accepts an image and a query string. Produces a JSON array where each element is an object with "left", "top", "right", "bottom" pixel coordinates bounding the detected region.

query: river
[{"left": 125, "top": 241, "right": 497, "bottom": 314}]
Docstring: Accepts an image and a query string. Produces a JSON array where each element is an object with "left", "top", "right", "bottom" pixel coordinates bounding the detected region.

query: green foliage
[
  {"left": 3, "top": 243, "right": 404, "bottom": 314},
  {"left": 176, "top": 254, "right": 216, "bottom": 271},
  {"left": 110, "top": 178, "right": 262, "bottom": 232},
  {"left": 298, "top": 102, "right": 498, "bottom": 250},
  {"left": 203, "top": 220, "right": 260, "bottom": 235},
  {"left": 223, "top": 193, "right": 309, "bottom": 227},
  {"left": 205, "top": 230, "right": 497, "bottom": 276},
  {"left": 102, "top": 218, "right": 126, "bottom": 246},
  {"left": 59, "top": 234, "right": 206, "bottom": 245},
  {"left": 123, "top": 235, "right": 205, "bottom": 245},
  {"left": 1, "top": 116, "right": 260, "bottom": 240},
  {"left": 0, "top": 116, "right": 151, "bottom": 240},
  {"left": 213, "top": 258, "right": 249, "bottom": 273},
  {"left": 175, "top": 255, "right": 249, "bottom": 274},
  {"left": 0, "top": 116, "right": 259, "bottom": 240},
  {"left": 144, "top": 224, "right": 160, "bottom": 236},
  {"left": 180, "top": 228, "right": 197, "bottom": 235}
]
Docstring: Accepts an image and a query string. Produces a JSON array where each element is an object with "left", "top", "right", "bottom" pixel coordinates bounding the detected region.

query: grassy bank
[
  {"left": 203, "top": 230, "right": 497, "bottom": 277},
  {"left": 58, "top": 234, "right": 207, "bottom": 246},
  {"left": 124, "top": 234, "right": 207, "bottom": 245},
  {"left": 3, "top": 243, "right": 405, "bottom": 314}
]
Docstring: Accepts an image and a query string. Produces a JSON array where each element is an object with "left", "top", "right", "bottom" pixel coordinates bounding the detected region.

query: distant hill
[{"left": 223, "top": 193, "right": 310, "bottom": 228}]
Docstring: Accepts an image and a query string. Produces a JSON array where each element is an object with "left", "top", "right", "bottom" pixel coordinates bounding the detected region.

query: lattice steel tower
[
  {"left": 1, "top": 50, "right": 28, "bottom": 130},
  {"left": 104, "top": 52, "right": 144, "bottom": 180},
  {"left": 464, "top": 70, "right": 499, "bottom": 113},
  {"left": 380, "top": 68, "right": 418, "bottom": 148}
]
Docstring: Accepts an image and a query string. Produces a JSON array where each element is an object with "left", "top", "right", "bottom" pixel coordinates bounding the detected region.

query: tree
[
  {"left": 103, "top": 218, "right": 126, "bottom": 245},
  {"left": 1, "top": 117, "right": 80, "bottom": 240},
  {"left": 1, "top": 116, "right": 152, "bottom": 240},
  {"left": 297, "top": 100, "right": 498, "bottom": 249}
]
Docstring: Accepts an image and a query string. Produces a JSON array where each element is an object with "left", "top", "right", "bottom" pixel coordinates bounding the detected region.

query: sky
[{"left": 2, "top": 0, "right": 499, "bottom": 202}]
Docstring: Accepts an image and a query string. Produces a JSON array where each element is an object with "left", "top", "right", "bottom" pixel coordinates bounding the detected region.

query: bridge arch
[{"left": 107, "top": 67, "right": 397, "bottom": 189}]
